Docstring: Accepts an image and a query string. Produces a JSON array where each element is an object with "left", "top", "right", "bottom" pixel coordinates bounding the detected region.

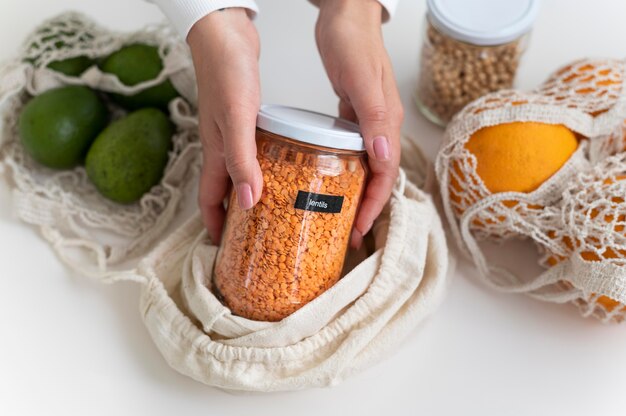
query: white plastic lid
[
  {"left": 256, "top": 104, "right": 365, "bottom": 152},
  {"left": 427, "top": 0, "right": 540, "bottom": 46}
]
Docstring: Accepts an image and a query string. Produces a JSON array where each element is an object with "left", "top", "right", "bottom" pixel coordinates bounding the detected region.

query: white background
[{"left": 1, "top": 0, "right": 626, "bottom": 415}]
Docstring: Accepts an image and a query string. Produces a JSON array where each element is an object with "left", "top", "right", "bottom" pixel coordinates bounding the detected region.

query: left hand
[{"left": 316, "top": 0, "right": 404, "bottom": 249}]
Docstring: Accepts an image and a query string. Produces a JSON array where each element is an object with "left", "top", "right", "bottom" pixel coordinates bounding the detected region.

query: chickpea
[{"left": 416, "top": 21, "right": 523, "bottom": 125}]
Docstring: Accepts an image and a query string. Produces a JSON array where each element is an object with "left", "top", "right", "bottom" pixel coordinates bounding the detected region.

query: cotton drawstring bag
[
  {"left": 436, "top": 57, "right": 626, "bottom": 323},
  {"left": 0, "top": 12, "right": 200, "bottom": 278},
  {"left": 0, "top": 12, "right": 451, "bottom": 391},
  {"left": 131, "top": 168, "right": 449, "bottom": 391}
]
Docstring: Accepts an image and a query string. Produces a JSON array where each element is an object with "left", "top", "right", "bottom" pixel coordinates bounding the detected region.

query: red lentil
[{"left": 213, "top": 127, "right": 367, "bottom": 321}]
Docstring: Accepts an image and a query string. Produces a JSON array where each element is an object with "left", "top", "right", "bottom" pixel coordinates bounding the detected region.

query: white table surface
[{"left": 2, "top": 0, "right": 626, "bottom": 415}]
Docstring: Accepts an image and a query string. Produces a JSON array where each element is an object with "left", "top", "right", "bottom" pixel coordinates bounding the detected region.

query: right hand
[{"left": 187, "top": 8, "right": 263, "bottom": 244}]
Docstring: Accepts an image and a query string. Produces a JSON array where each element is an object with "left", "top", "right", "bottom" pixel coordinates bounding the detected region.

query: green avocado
[
  {"left": 86, "top": 108, "right": 174, "bottom": 204},
  {"left": 18, "top": 85, "right": 108, "bottom": 169},
  {"left": 100, "top": 43, "right": 179, "bottom": 110},
  {"left": 47, "top": 56, "right": 94, "bottom": 76}
]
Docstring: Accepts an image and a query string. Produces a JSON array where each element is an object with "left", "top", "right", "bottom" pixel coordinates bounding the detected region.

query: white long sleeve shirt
[{"left": 148, "top": 0, "right": 398, "bottom": 38}]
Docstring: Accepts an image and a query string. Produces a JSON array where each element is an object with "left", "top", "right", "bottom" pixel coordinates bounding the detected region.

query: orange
[
  {"left": 465, "top": 122, "right": 578, "bottom": 193},
  {"left": 540, "top": 60, "right": 623, "bottom": 117},
  {"left": 544, "top": 176, "right": 626, "bottom": 314},
  {"left": 448, "top": 122, "right": 578, "bottom": 230},
  {"left": 595, "top": 296, "right": 622, "bottom": 313},
  {"left": 578, "top": 176, "right": 626, "bottom": 312}
]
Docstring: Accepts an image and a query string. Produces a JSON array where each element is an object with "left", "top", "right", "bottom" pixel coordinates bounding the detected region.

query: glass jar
[
  {"left": 415, "top": 0, "right": 540, "bottom": 126},
  {"left": 213, "top": 105, "right": 367, "bottom": 322}
]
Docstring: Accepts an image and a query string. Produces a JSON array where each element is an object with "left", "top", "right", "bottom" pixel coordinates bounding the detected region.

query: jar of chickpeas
[
  {"left": 213, "top": 105, "right": 367, "bottom": 322},
  {"left": 415, "top": 0, "right": 540, "bottom": 126}
]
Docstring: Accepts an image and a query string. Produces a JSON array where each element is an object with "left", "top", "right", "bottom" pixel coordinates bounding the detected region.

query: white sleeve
[
  {"left": 148, "top": 0, "right": 259, "bottom": 38},
  {"left": 308, "top": 0, "right": 399, "bottom": 22},
  {"left": 376, "top": 0, "right": 399, "bottom": 20}
]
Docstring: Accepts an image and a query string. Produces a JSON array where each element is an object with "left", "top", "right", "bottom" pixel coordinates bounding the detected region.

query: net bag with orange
[{"left": 436, "top": 57, "right": 626, "bottom": 322}]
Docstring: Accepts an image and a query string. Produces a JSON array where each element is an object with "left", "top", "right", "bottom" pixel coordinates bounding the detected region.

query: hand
[
  {"left": 316, "top": 0, "right": 404, "bottom": 249},
  {"left": 187, "top": 8, "right": 263, "bottom": 244}
]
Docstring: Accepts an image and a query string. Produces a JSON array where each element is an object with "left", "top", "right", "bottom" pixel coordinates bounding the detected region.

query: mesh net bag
[
  {"left": 436, "top": 57, "right": 626, "bottom": 323},
  {"left": 0, "top": 12, "right": 200, "bottom": 279}
]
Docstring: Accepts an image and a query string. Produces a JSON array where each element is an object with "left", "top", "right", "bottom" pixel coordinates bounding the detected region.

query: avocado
[
  {"left": 47, "top": 56, "right": 94, "bottom": 76},
  {"left": 100, "top": 43, "right": 179, "bottom": 110},
  {"left": 85, "top": 108, "right": 174, "bottom": 204},
  {"left": 18, "top": 85, "right": 108, "bottom": 169}
]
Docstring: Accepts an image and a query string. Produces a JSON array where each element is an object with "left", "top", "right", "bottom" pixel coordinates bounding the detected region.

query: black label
[{"left": 294, "top": 191, "right": 344, "bottom": 213}]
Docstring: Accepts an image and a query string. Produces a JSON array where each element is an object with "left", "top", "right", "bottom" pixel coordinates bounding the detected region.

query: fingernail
[
  {"left": 363, "top": 221, "right": 374, "bottom": 236},
  {"left": 372, "top": 136, "right": 390, "bottom": 161},
  {"left": 236, "top": 183, "right": 254, "bottom": 210},
  {"left": 351, "top": 228, "right": 363, "bottom": 250}
]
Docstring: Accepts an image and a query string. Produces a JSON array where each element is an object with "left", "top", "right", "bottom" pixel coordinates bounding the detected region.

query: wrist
[
  {"left": 318, "top": 0, "right": 383, "bottom": 25},
  {"left": 187, "top": 7, "right": 255, "bottom": 51}
]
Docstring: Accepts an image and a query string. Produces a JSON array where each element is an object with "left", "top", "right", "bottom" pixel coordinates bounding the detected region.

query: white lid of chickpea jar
[
  {"left": 426, "top": 0, "right": 541, "bottom": 46},
  {"left": 256, "top": 104, "right": 366, "bottom": 152}
]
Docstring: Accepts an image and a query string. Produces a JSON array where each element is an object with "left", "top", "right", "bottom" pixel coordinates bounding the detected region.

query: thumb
[
  {"left": 343, "top": 75, "right": 398, "bottom": 247},
  {"left": 220, "top": 111, "right": 263, "bottom": 210},
  {"left": 348, "top": 85, "right": 392, "bottom": 164}
]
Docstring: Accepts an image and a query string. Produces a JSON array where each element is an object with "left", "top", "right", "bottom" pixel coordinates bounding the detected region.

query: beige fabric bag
[
  {"left": 0, "top": 12, "right": 451, "bottom": 391},
  {"left": 134, "top": 169, "right": 450, "bottom": 391}
]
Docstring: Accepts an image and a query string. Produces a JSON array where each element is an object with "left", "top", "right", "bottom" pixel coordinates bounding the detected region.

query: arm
[
  {"left": 187, "top": 9, "right": 263, "bottom": 243},
  {"left": 149, "top": 0, "right": 259, "bottom": 36},
  {"left": 315, "top": 0, "right": 404, "bottom": 248},
  {"left": 151, "top": 0, "right": 402, "bottom": 246},
  {"left": 308, "top": 0, "right": 399, "bottom": 21},
  {"left": 152, "top": 1, "right": 263, "bottom": 243},
  {"left": 149, "top": 0, "right": 398, "bottom": 36}
]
